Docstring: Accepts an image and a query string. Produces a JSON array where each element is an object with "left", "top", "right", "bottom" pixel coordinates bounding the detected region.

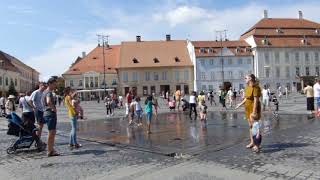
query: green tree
[
  {"left": 56, "top": 76, "right": 65, "bottom": 96},
  {"left": 8, "top": 80, "right": 17, "bottom": 96}
]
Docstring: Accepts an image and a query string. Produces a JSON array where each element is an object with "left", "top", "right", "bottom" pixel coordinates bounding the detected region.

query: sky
[{"left": 1, "top": 0, "right": 320, "bottom": 80}]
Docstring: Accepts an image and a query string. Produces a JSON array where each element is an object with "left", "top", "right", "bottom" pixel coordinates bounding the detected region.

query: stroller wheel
[{"left": 6, "top": 146, "right": 16, "bottom": 154}]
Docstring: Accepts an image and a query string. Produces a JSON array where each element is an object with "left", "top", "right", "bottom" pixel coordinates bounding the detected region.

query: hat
[{"left": 8, "top": 95, "right": 15, "bottom": 99}]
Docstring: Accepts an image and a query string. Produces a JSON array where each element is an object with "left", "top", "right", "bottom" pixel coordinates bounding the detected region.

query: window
[
  {"left": 265, "top": 67, "right": 270, "bottom": 78},
  {"left": 154, "top": 72, "right": 159, "bottom": 81},
  {"left": 306, "top": 66, "right": 310, "bottom": 76},
  {"left": 132, "top": 72, "right": 138, "bottom": 81},
  {"left": 295, "top": 52, "right": 299, "bottom": 64},
  {"left": 14, "top": 79, "right": 17, "bottom": 86},
  {"left": 200, "top": 48, "right": 206, "bottom": 53},
  {"left": 228, "top": 71, "right": 233, "bottom": 78},
  {"left": 208, "top": 48, "right": 214, "bottom": 53},
  {"left": 162, "top": 71, "right": 167, "bottom": 81},
  {"left": 285, "top": 52, "right": 290, "bottom": 64},
  {"left": 228, "top": 58, "right": 232, "bottom": 65},
  {"left": 202, "top": 85, "right": 207, "bottom": 91},
  {"left": 5, "top": 77, "right": 8, "bottom": 86},
  {"left": 276, "top": 67, "right": 280, "bottom": 78},
  {"left": 239, "top": 71, "right": 244, "bottom": 78},
  {"left": 247, "top": 58, "right": 251, "bottom": 64},
  {"left": 296, "top": 67, "right": 300, "bottom": 76},
  {"left": 201, "top": 59, "right": 205, "bottom": 66},
  {"left": 210, "top": 59, "right": 214, "bottom": 65},
  {"left": 70, "top": 80, "right": 74, "bottom": 87},
  {"left": 316, "top": 67, "right": 320, "bottom": 76},
  {"left": 145, "top": 72, "right": 150, "bottom": 81},
  {"left": 153, "top": 58, "right": 159, "bottom": 63},
  {"left": 143, "top": 86, "right": 148, "bottom": 96},
  {"left": 184, "top": 70, "right": 189, "bottom": 80},
  {"left": 264, "top": 53, "right": 270, "bottom": 65},
  {"left": 285, "top": 66, "right": 290, "bottom": 78},
  {"left": 175, "top": 57, "right": 180, "bottom": 62},
  {"left": 79, "top": 80, "right": 83, "bottom": 86},
  {"left": 112, "top": 79, "right": 117, "bottom": 85},
  {"left": 200, "top": 72, "right": 206, "bottom": 80},
  {"left": 315, "top": 52, "right": 319, "bottom": 63},
  {"left": 275, "top": 52, "right": 280, "bottom": 64},
  {"left": 210, "top": 72, "right": 215, "bottom": 80},
  {"left": 123, "top": 72, "right": 128, "bottom": 82},
  {"left": 132, "top": 58, "right": 139, "bottom": 63},
  {"left": 208, "top": 85, "right": 213, "bottom": 91},
  {"left": 85, "top": 77, "right": 89, "bottom": 88},
  {"left": 175, "top": 71, "right": 180, "bottom": 80},
  {"left": 238, "top": 58, "right": 243, "bottom": 65},
  {"left": 90, "top": 77, "right": 94, "bottom": 87},
  {"left": 305, "top": 52, "right": 310, "bottom": 64},
  {"left": 94, "top": 77, "right": 98, "bottom": 87},
  {"left": 0, "top": 77, "right": 2, "bottom": 86}
]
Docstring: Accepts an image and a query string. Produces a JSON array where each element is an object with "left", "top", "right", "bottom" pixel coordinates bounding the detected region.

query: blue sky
[{"left": 1, "top": 0, "right": 320, "bottom": 80}]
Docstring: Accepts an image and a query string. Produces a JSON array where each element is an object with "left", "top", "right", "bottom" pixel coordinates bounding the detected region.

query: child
[
  {"left": 128, "top": 101, "right": 135, "bottom": 125},
  {"left": 145, "top": 95, "right": 154, "bottom": 134},
  {"left": 272, "top": 95, "right": 279, "bottom": 116},
  {"left": 105, "top": 96, "right": 112, "bottom": 117},
  {"left": 251, "top": 113, "right": 262, "bottom": 153},
  {"left": 72, "top": 93, "right": 84, "bottom": 119},
  {"left": 133, "top": 97, "right": 143, "bottom": 126},
  {"left": 169, "top": 100, "right": 176, "bottom": 111}
]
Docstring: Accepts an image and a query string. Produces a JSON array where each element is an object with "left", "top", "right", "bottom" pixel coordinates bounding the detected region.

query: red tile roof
[
  {"left": 192, "top": 41, "right": 253, "bottom": 57},
  {"left": 119, "top": 40, "right": 193, "bottom": 68},
  {"left": 63, "top": 45, "right": 120, "bottom": 75},
  {"left": 0, "top": 51, "right": 21, "bottom": 73}
]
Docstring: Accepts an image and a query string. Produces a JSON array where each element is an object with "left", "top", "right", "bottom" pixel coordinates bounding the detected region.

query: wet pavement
[{"left": 57, "top": 111, "right": 318, "bottom": 156}]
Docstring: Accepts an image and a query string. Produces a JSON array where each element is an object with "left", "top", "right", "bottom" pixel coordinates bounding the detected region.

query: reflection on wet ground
[{"left": 58, "top": 112, "right": 316, "bottom": 156}]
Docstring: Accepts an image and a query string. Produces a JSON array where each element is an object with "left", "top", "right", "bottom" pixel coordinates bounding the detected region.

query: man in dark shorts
[
  {"left": 43, "top": 77, "right": 59, "bottom": 157},
  {"left": 30, "top": 82, "right": 47, "bottom": 139}
]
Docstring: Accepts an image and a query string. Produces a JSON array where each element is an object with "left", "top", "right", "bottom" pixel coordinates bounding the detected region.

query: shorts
[
  {"left": 253, "top": 134, "right": 262, "bottom": 146},
  {"left": 262, "top": 98, "right": 269, "bottom": 107},
  {"left": 136, "top": 110, "right": 143, "bottom": 119},
  {"left": 35, "top": 110, "right": 46, "bottom": 124},
  {"left": 307, "top": 97, "right": 315, "bottom": 111},
  {"left": 44, "top": 114, "right": 57, "bottom": 131},
  {"left": 317, "top": 97, "right": 320, "bottom": 108},
  {"left": 146, "top": 112, "right": 153, "bottom": 123}
]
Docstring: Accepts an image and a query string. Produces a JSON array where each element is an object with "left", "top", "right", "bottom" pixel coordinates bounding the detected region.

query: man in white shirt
[
  {"left": 262, "top": 85, "right": 270, "bottom": 111},
  {"left": 0, "top": 96, "right": 5, "bottom": 116},
  {"left": 314, "top": 79, "right": 320, "bottom": 111}
]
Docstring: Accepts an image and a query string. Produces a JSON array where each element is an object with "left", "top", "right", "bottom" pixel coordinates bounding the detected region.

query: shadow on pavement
[{"left": 262, "top": 143, "right": 309, "bottom": 153}]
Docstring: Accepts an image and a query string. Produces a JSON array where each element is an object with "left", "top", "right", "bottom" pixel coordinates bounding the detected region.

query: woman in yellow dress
[{"left": 236, "top": 74, "right": 261, "bottom": 148}]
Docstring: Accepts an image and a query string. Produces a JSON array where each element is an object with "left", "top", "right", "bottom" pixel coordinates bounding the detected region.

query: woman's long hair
[{"left": 64, "top": 87, "right": 71, "bottom": 97}]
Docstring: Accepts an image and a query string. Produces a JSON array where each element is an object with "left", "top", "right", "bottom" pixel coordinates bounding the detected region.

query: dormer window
[
  {"left": 133, "top": 58, "right": 139, "bottom": 63},
  {"left": 208, "top": 48, "right": 214, "bottom": 53},
  {"left": 262, "top": 36, "right": 269, "bottom": 45},
  {"left": 200, "top": 48, "right": 206, "bottom": 53},
  {"left": 276, "top": 28, "right": 283, "bottom": 33},
  {"left": 175, "top": 57, "right": 180, "bottom": 62},
  {"left": 301, "top": 36, "right": 307, "bottom": 45},
  {"left": 153, "top": 58, "right": 159, "bottom": 63},
  {"left": 93, "top": 57, "right": 98, "bottom": 60},
  {"left": 236, "top": 47, "right": 241, "bottom": 53},
  {"left": 315, "top": 29, "right": 320, "bottom": 34},
  {"left": 245, "top": 47, "right": 251, "bottom": 52}
]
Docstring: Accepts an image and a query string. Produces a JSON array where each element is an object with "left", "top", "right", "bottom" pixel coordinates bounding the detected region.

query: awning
[{"left": 76, "top": 88, "right": 115, "bottom": 93}]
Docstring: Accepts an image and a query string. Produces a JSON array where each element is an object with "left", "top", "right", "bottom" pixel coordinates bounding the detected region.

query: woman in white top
[
  {"left": 189, "top": 91, "right": 197, "bottom": 119},
  {"left": 5, "top": 95, "right": 16, "bottom": 115}
]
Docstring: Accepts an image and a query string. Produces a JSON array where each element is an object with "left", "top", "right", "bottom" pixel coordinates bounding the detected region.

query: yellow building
[{"left": 118, "top": 36, "right": 195, "bottom": 96}]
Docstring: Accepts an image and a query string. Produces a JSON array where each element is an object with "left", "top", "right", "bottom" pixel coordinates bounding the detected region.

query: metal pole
[
  {"left": 97, "top": 34, "right": 109, "bottom": 98},
  {"left": 215, "top": 30, "right": 227, "bottom": 87}
]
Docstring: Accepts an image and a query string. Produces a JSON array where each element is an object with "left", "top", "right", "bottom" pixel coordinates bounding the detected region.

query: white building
[
  {"left": 241, "top": 10, "right": 320, "bottom": 91},
  {"left": 193, "top": 41, "right": 254, "bottom": 92}
]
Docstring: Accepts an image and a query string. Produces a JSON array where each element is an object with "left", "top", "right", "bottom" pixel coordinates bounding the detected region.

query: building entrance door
[{"left": 160, "top": 85, "right": 170, "bottom": 95}]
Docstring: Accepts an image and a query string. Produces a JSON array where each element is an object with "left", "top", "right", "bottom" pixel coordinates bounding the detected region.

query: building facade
[
  {"left": 62, "top": 45, "right": 120, "bottom": 99},
  {"left": 118, "top": 36, "right": 195, "bottom": 96},
  {"left": 0, "top": 50, "right": 39, "bottom": 96},
  {"left": 193, "top": 41, "right": 254, "bottom": 92},
  {"left": 241, "top": 10, "right": 320, "bottom": 91}
]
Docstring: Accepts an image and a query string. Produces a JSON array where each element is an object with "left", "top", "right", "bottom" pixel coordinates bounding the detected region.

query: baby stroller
[{"left": 6, "top": 112, "right": 46, "bottom": 154}]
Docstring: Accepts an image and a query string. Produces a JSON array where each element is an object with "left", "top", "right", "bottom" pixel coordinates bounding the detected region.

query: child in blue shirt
[
  {"left": 251, "top": 114, "right": 262, "bottom": 153},
  {"left": 145, "top": 95, "right": 154, "bottom": 134}
]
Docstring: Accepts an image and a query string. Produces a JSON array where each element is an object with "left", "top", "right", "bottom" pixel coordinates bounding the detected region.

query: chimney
[
  {"left": 166, "top": 34, "right": 171, "bottom": 41},
  {"left": 298, "top": 10, "right": 303, "bottom": 19},
  {"left": 82, "top": 51, "right": 86, "bottom": 58},
  {"left": 136, "top": 36, "right": 141, "bottom": 42},
  {"left": 263, "top": 10, "right": 268, "bottom": 19}
]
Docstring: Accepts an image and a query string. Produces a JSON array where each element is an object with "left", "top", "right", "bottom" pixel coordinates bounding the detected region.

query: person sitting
[{"left": 181, "top": 98, "right": 189, "bottom": 111}]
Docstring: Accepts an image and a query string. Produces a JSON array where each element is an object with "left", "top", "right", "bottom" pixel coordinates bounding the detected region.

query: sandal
[
  {"left": 48, "top": 151, "right": 60, "bottom": 157},
  {"left": 246, "top": 143, "right": 254, "bottom": 149}
]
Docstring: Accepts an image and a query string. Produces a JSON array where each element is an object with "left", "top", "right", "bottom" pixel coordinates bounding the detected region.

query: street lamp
[
  {"left": 97, "top": 34, "right": 109, "bottom": 97},
  {"left": 215, "top": 30, "right": 227, "bottom": 88}
]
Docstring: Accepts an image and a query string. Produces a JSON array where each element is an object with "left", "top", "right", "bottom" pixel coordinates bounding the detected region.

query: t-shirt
[
  {"left": 43, "top": 90, "right": 56, "bottom": 116},
  {"left": 198, "top": 95, "right": 206, "bottom": 105},
  {"left": 132, "top": 101, "right": 142, "bottom": 111},
  {"left": 30, "top": 89, "right": 44, "bottom": 112},
  {"left": 262, "top": 89, "right": 269, "bottom": 99},
  {"left": 19, "top": 96, "right": 33, "bottom": 113},
  {"left": 304, "top": 86, "right": 314, "bottom": 98},
  {"left": 227, "top": 90, "right": 233, "bottom": 97},
  {"left": 65, "top": 95, "right": 76, "bottom": 118},
  {"left": 145, "top": 101, "right": 153, "bottom": 113},
  {"left": 0, "top": 97, "right": 4, "bottom": 106},
  {"left": 252, "top": 121, "right": 260, "bottom": 136},
  {"left": 314, "top": 83, "right": 320, "bottom": 98},
  {"left": 189, "top": 95, "right": 196, "bottom": 104},
  {"left": 126, "top": 94, "right": 132, "bottom": 104}
]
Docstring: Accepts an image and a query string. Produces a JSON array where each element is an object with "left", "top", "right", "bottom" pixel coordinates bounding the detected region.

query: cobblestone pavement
[{"left": 0, "top": 93, "right": 319, "bottom": 180}]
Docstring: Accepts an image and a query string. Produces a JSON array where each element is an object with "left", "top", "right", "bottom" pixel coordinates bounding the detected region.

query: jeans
[
  {"left": 70, "top": 116, "right": 78, "bottom": 145},
  {"left": 189, "top": 103, "right": 197, "bottom": 117}
]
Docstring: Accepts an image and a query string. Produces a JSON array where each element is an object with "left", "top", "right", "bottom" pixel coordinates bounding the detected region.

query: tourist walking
[
  {"left": 175, "top": 89, "right": 181, "bottom": 111},
  {"left": 189, "top": 91, "right": 197, "bottom": 119},
  {"left": 104, "top": 95, "right": 112, "bottom": 117},
  {"left": 145, "top": 95, "right": 154, "bottom": 134},
  {"left": 126, "top": 91, "right": 133, "bottom": 117},
  {"left": 262, "top": 85, "right": 271, "bottom": 111},
  {"left": 227, "top": 88, "right": 233, "bottom": 108},
  {"left": 236, "top": 74, "right": 262, "bottom": 149},
  {"left": 65, "top": 87, "right": 82, "bottom": 149},
  {"left": 198, "top": 91, "right": 207, "bottom": 125},
  {"left": 152, "top": 93, "right": 159, "bottom": 119},
  {"left": 220, "top": 89, "right": 227, "bottom": 110},
  {"left": 5, "top": 95, "right": 16, "bottom": 115},
  {"left": 30, "top": 82, "right": 47, "bottom": 139},
  {"left": 0, "top": 96, "right": 6, "bottom": 116},
  {"left": 314, "top": 79, "right": 320, "bottom": 114},
  {"left": 209, "top": 91, "right": 216, "bottom": 106},
  {"left": 132, "top": 96, "right": 143, "bottom": 126},
  {"left": 43, "top": 77, "right": 59, "bottom": 157},
  {"left": 303, "top": 82, "right": 314, "bottom": 114}
]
